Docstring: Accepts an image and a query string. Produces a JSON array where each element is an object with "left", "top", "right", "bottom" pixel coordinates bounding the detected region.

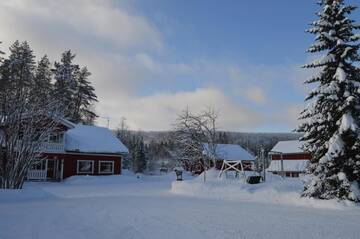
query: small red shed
[{"left": 268, "top": 140, "right": 311, "bottom": 177}]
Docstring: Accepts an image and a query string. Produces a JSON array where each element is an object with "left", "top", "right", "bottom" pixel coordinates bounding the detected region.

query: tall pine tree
[
  {"left": 73, "top": 67, "right": 98, "bottom": 124},
  {"left": 298, "top": 0, "right": 360, "bottom": 201},
  {"left": 31, "top": 55, "right": 53, "bottom": 104},
  {"left": 53, "top": 50, "right": 79, "bottom": 120},
  {"left": 6, "top": 41, "right": 36, "bottom": 98}
]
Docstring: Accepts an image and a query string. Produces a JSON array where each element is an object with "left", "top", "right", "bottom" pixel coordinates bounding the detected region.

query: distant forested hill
[{"left": 139, "top": 131, "right": 301, "bottom": 156}]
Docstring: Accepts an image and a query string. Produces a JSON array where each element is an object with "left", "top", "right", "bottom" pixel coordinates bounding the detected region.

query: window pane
[
  {"left": 100, "top": 162, "right": 113, "bottom": 173},
  {"left": 49, "top": 133, "right": 63, "bottom": 143},
  {"left": 31, "top": 160, "right": 45, "bottom": 170},
  {"left": 78, "top": 161, "right": 93, "bottom": 173}
]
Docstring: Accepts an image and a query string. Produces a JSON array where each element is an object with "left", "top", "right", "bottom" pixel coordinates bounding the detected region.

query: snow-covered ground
[
  {"left": 1, "top": 171, "right": 360, "bottom": 239},
  {"left": 172, "top": 170, "right": 357, "bottom": 209}
]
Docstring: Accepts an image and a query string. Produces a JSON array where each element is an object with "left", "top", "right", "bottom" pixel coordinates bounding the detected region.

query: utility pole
[
  {"left": 280, "top": 153, "right": 284, "bottom": 178},
  {"left": 270, "top": 151, "right": 284, "bottom": 179},
  {"left": 261, "top": 148, "right": 266, "bottom": 182}
]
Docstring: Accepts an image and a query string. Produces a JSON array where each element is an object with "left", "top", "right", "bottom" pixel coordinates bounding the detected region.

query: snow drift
[{"left": 171, "top": 170, "right": 357, "bottom": 209}]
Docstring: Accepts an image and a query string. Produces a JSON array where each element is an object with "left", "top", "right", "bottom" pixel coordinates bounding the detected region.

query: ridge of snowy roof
[
  {"left": 65, "top": 124, "right": 128, "bottom": 154},
  {"left": 58, "top": 118, "right": 76, "bottom": 129},
  {"left": 270, "top": 140, "right": 304, "bottom": 154},
  {"left": 204, "top": 143, "right": 255, "bottom": 161}
]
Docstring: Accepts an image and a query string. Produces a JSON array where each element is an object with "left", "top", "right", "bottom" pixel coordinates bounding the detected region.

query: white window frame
[
  {"left": 48, "top": 132, "right": 64, "bottom": 143},
  {"left": 98, "top": 161, "right": 114, "bottom": 174},
  {"left": 77, "top": 160, "right": 94, "bottom": 174}
]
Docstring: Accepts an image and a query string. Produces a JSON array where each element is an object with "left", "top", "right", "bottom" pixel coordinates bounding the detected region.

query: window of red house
[
  {"left": 99, "top": 161, "right": 114, "bottom": 174},
  {"left": 77, "top": 160, "right": 94, "bottom": 174}
]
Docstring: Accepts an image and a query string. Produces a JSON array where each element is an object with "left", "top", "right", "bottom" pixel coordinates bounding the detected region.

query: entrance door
[{"left": 47, "top": 159, "right": 56, "bottom": 179}]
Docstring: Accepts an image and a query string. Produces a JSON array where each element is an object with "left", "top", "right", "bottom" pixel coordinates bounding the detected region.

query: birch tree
[{"left": 0, "top": 97, "right": 63, "bottom": 189}]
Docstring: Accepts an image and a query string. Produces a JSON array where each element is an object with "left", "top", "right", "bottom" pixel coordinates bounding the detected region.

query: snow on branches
[
  {"left": 173, "top": 108, "right": 218, "bottom": 181},
  {"left": 298, "top": 0, "right": 360, "bottom": 201}
]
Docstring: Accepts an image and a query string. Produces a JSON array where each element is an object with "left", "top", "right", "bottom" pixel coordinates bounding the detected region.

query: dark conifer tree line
[{"left": 1, "top": 41, "right": 98, "bottom": 124}]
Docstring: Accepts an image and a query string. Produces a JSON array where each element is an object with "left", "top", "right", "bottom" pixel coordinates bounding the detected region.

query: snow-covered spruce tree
[
  {"left": 298, "top": 0, "right": 360, "bottom": 201},
  {"left": 72, "top": 66, "right": 98, "bottom": 124},
  {"left": 53, "top": 50, "right": 79, "bottom": 120}
]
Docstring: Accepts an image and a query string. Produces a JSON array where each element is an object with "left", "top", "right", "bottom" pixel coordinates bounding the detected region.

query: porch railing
[
  {"left": 39, "top": 142, "right": 65, "bottom": 153},
  {"left": 27, "top": 170, "right": 47, "bottom": 180},
  {"left": 15, "top": 141, "right": 65, "bottom": 153}
]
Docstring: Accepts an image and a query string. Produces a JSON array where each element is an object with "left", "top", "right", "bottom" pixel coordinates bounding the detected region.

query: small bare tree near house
[
  {"left": 0, "top": 95, "right": 63, "bottom": 189},
  {"left": 173, "top": 108, "right": 218, "bottom": 182}
]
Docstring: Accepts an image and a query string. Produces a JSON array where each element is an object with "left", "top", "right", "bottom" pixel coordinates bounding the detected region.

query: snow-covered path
[{"left": 1, "top": 174, "right": 359, "bottom": 239}]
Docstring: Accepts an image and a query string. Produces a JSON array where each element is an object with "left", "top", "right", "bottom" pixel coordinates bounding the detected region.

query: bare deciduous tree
[
  {"left": 173, "top": 107, "right": 218, "bottom": 182},
  {"left": 0, "top": 94, "right": 63, "bottom": 189}
]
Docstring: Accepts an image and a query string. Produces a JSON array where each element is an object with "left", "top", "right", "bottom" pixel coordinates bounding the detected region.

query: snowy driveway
[{"left": 0, "top": 174, "right": 360, "bottom": 239}]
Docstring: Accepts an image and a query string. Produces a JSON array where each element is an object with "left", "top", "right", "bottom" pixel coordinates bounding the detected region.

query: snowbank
[
  {"left": 15, "top": 171, "right": 193, "bottom": 199},
  {"left": 2, "top": 172, "right": 360, "bottom": 239},
  {"left": 63, "top": 173, "right": 138, "bottom": 185},
  {"left": 171, "top": 169, "right": 357, "bottom": 210}
]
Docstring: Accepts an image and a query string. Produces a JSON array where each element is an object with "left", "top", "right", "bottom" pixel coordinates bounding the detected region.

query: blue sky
[
  {"left": 130, "top": 0, "right": 316, "bottom": 64},
  {"left": 0, "top": 0, "right": 359, "bottom": 132}
]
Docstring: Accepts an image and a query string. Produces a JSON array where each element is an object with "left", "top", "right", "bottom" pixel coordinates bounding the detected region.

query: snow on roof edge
[
  {"left": 65, "top": 124, "right": 129, "bottom": 154},
  {"left": 204, "top": 143, "right": 255, "bottom": 161},
  {"left": 269, "top": 140, "right": 304, "bottom": 154}
]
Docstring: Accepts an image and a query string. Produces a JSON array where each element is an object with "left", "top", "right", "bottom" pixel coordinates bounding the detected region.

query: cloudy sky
[{"left": 1, "top": 0, "right": 358, "bottom": 132}]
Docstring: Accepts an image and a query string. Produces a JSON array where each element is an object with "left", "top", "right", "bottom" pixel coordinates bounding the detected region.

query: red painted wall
[
  {"left": 43, "top": 153, "right": 122, "bottom": 178},
  {"left": 271, "top": 153, "right": 311, "bottom": 160}
]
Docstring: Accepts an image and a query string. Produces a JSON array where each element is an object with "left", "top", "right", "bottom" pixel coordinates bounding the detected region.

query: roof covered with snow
[
  {"left": 267, "top": 159, "right": 309, "bottom": 172},
  {"left": 270, "top": 140, "right": 304, "bottom": 154},
  {"left": 204, "top": 144, "right": 255, "bottom": 161},
  {"left": 65, "top": 124, "right": 128, "bottom": 154}
]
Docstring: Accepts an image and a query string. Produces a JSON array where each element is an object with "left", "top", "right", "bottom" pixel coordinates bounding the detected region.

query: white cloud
[
  {"left": 244, "top": 87, "right": 267, "bottom": 104},
  {"left": 98, "top": 88, "right": 263, "bottom": 131},
  {"left": 0, "top": 0, "right": 163, "bottom": 51},
  {"left": 0, "top": 0, "right": 308, "bottom": 132}
]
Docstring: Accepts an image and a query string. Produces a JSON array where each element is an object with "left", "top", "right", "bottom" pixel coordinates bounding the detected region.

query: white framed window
[
  {"left": 77, "top": 160, "right": 94, "bottom": 174},
  {"left": 30, "top": 160, "right": 47, "bottom": 170},
  {"left": 48, "top": 133, "right": 64, "bottom": 143},
  {"left": 99, "top": 161, "right": 114, "bottom": 174}
]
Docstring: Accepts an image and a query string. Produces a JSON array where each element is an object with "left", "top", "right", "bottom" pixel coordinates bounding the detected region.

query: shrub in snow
[{"left": 298, "top": 0, "right": 360, "bottom": 201}]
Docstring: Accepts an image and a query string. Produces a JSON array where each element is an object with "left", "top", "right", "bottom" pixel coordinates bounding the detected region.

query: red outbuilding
[{"left": 268, "top": 140, "right": 311, "bottom": 177}]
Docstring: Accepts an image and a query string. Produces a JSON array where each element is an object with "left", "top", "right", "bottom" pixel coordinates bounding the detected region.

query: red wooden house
[
  {"left": 268, "top": 140, "right": 311, "bottom": 177},
  {"left": 27, "top": 118, "right": 128, "bottom": 181}
]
